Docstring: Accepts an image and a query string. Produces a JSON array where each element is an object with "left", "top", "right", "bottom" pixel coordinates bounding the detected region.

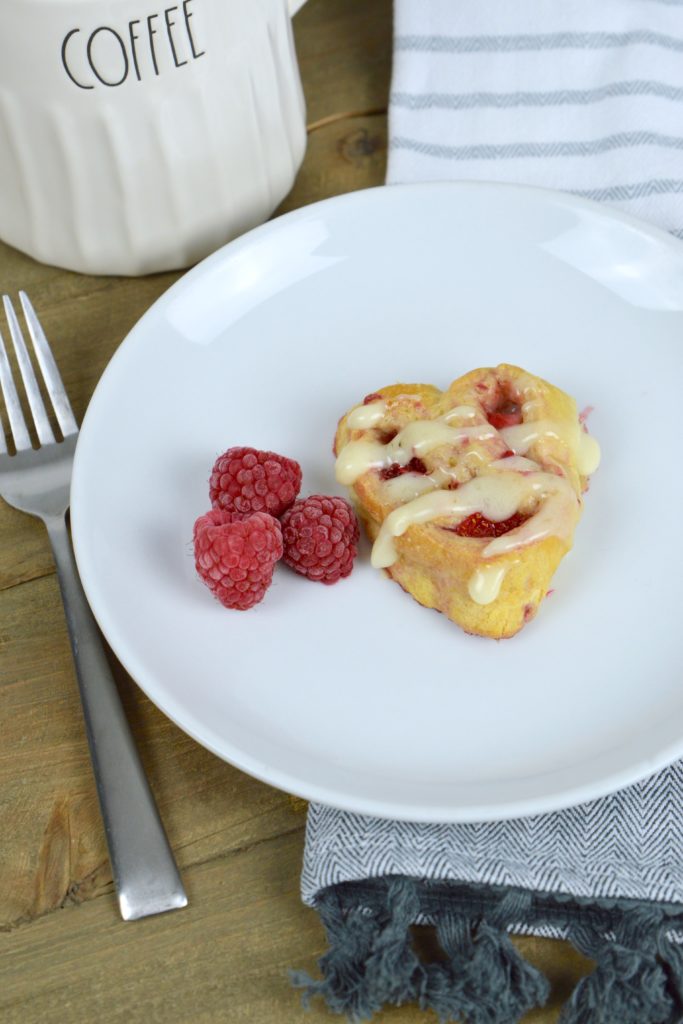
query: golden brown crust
[{"left": 335, "top": 365, "right": 588, "bottom": 639}]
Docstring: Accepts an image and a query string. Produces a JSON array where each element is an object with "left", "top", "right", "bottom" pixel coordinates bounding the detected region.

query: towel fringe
[
  {"left": 291, "top": 877, "right": 683, "bottom": 1024},
  {"left": 423, "top": 908, "right": 549, "bottom": 1023},
  {"left": 561, "top": 909, "right": 677, "bottom": 1024},
  {"left": 291, "top": 877, "right": 421, "bottom": 1020},
  {"left": 291, "top": 877, "right": 547, "bottom": 1022}
]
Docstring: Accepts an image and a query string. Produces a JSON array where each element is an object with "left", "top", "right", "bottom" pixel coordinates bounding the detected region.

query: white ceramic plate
[{"left": 71, "top": 182, "right": 683, "bottom": 823}]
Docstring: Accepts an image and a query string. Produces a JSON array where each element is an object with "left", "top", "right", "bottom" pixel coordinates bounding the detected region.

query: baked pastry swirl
[{"left": 333, "top": 365, "right": 600, "bottom": 638}]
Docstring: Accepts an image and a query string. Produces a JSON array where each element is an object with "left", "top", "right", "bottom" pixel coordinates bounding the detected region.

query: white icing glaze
[
  {"left": 396, "top": 420, "right": 496, "bottom": 456},
  {"left": 500, "top": 419, "right": 564, "bottom": 455},
  {"left": 335, "top": 372, "right": 599, "bottom": 602},
  {"left": 371, "top": 471, "right": 578, "bottom": 568},
  {"left": 578, "top": 432, "right": 601, "bottom": 476},
  {"left": 428, "top": 465, "right": 462, "bottom": 487},
  {"left": 482, "top": 476, "right": 578, "bottom": 557},
  {"left": 441, "top": 404, "right": 479, "bottom": 423},
  {"left": 468, "top": 564, "right": 507, "bottom": 605},
  {"left": 488, "top": 455, "right": 540, "bottom": 472},
  {"left": 346, "top": 400, "right": 387, "bottom": 429},
  {"left": 335, "top": 418, "right": 497, "bottom": 484},
  {"left": 500, "top": 418, "right": 600, "bottom": 476},
  {"left": 382, "top": 473, "right": 438, "bottom": 504},
  {"left": 335, "top": 440, "right": 390, "bottom": 484}
]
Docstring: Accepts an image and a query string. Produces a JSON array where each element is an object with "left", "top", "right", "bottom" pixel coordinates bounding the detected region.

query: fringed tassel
[
  {"left": 292, "top": 879, "right": 683, "bottom": 1023},
  {"left": 290, "top": 877, "right": 423, "bottom": 1021},
  {"left": 291, "top": 878, "right": 548, "bottom": 1023},
  {"left": 657, "top": 931, "right": 683, "bottom": 1010},
  {"left": 561, "top": 908, "right": 676, "bottom": 1024},
  {"left": 416, "top": 902, "right": 549, "bottom": 1024}
]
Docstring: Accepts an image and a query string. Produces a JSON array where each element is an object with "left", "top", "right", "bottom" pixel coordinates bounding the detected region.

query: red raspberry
[
  {"left": 380, "top": 457, "right": 427, "bottom": 480},
  {"left": 210, "top": 447, "right": 302, "bottom": 518},
  {"left": 193, "top": 507, "right": 243, "bottom": 542},
  {"left": 281, "top": 496, "right": 359, "bottom": 584},
  {"left": 487, "top": 400, "right": 523, "bottom": 430},
  {"left": 193, "top": 508, "right": 283, "bottom": 610},
  {"left": 451, "top": 511, "right": 528, "bottom": 539}
]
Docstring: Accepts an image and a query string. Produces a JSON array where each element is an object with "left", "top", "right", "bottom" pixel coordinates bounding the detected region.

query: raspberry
[
  {"left": 281, "top": 495, "right": 359, "bottom": 584},
  {"left": 450, "top": 510, "right": 528, "bottom": 539},
  {"left": 487, "top": 400, "right": 523, "bottom": 430},
  {"left": 193, "top": 508, "right": 283, "bottom": 610},
  {"left": 210, "top": 447, "right": 302, "bottom": 518},
  {"left": 193, "top": 507, "right": 243, "bottom": 542},
  {"left": 380, "top": 457, "right": 427, "bottom": 480}
]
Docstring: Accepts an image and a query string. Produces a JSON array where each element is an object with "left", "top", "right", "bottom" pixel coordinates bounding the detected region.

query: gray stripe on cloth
[
  {"left": 390, "top": 131, "right": 683, "bottom": 161},
  {"left": 574, "top": 178, "right": 683, "bottom": 201},
  {"left": 395, "top": 30, "right": 683, "bottom": 54},
  {"left": 391, "top": 80, "right": 683, "bottom": 111}
]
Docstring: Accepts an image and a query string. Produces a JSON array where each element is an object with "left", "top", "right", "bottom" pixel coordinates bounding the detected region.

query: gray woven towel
[
  {"left": 296, "top": 771, "right": 683, "bottom": 1022},
  {"left": 294, "top": 2, "right": 683, "bottom": 1022},
  {"left": 296, "top": 783, "right": 683, "bottom": 1024},
  {"left": 301, "top": 766, "right": 683, "bottom": 910}
]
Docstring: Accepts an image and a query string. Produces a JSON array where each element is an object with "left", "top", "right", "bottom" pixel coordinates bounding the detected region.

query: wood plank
[
  {"left": 280, "top": 114, "right": 387, "bottom": 214},
  {"left": 1, "top": 829, "right": 591, "bottom": 1024},
  {"left": 0, "top": 571, "right": 305, "bottom": 931},
  {"left": 294, "top": 0, "right": 392, "bottom": 126}
]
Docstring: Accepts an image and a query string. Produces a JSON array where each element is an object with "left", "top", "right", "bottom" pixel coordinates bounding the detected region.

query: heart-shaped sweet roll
[{"left": 334, "top": 364, "right": 600, "bottom": 638}]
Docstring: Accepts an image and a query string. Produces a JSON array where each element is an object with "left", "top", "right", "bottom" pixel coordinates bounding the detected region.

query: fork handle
[{"left": 45, "top": 514, "right": 188, "bottom": 920}]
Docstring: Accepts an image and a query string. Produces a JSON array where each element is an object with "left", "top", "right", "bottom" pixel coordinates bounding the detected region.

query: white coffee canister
[{"left": 0, "top": 0, "right": 308, "bottom": 275}]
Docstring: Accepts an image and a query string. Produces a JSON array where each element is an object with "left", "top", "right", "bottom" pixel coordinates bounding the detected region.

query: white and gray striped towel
[
  {"left": 301, "top": 0, "right": 683, "bottom": 942},
  {"left": 387, "top": 0, "right": 683, "bottom": 237}
]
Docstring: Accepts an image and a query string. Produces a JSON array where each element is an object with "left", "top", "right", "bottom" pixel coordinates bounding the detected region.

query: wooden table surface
[{"left": 1, "top": 2, "right": 591, "bottom": 1020}]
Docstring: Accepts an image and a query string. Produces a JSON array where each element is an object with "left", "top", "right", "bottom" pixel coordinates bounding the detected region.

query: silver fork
[{"left": 0, "top": 292, "right": 187, "bottom": 921}]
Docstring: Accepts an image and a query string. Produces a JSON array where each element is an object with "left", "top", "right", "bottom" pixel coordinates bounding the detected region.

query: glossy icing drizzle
[{"left": 335, "top": 381, "right": 600, "bottom": 605}]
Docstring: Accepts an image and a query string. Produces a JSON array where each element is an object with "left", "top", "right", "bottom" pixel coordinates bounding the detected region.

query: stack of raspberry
[{"left": 193, "top": 447, "right": 359, "bottom": 610}]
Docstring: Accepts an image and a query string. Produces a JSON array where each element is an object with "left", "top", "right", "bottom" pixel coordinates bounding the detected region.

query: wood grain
[
  {"left": 1, "top": 827, "right": 591, "bottom": 1024},
  {"left": 0, "top": 0, "right": 590, "bottom": 1019}
]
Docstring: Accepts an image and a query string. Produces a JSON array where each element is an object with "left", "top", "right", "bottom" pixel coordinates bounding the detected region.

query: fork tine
[
  {"left": 18, "top": 292, "right": 78, "bottom": 438},
  {"left": 0, "top": 324, "right": 31, "bottom": 452},
  {"left": 3, "top": 295, "right": 55, "bottom": 446}
]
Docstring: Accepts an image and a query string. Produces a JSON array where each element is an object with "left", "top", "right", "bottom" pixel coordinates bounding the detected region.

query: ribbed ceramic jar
[{"left": 0, "top": 0, "right": 307, "bottom": 275}]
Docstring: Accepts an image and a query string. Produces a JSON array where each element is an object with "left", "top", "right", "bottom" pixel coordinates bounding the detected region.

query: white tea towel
[{"left": 388, "top": 0, "right": 683, "bottom": 237}]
